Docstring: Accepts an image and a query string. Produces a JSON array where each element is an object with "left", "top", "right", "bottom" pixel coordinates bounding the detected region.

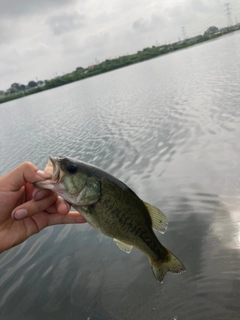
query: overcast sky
[{"left": 0, "top": 0, "right": 240, "bottom": 90}]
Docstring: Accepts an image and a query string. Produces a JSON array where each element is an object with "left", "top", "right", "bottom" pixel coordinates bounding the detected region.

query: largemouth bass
[{"left": 35, "top": 156, "right": 185, "bottom": 283}]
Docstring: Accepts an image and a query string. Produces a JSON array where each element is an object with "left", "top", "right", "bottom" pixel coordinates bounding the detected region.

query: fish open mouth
[
  {"left": 44, "top": 156, "right": 61, "bottom": 184},
  {"left": 34, "top": 156, "right": 61, "bottom": 189},
  {"left": 33, "top": 156, "right": 66, "bottom": 193},
  {"left": 48, "top": 156, "right": 60, "bottom": 182}
]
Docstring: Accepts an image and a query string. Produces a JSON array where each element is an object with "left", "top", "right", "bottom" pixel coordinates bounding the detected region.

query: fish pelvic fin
[
  {"left": 150, "top": 250, "right": 185, "bottom": 283},
  {"left": 114, "top": 238, "right": 133, "bottom": 253}
]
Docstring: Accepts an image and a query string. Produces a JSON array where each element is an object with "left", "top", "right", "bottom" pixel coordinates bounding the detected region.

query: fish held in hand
[{"left": 34, "top": 156, "right": 185, "bottom": 283}]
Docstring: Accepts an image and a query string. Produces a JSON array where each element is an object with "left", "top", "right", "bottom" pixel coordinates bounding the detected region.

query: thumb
[{"left": 1, "top": 162, "right": 50, "bottom": 191}]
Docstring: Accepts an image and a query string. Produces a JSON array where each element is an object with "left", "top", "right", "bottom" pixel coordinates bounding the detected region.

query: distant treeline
[{"left": 1, "top": 27, "right": 239, "bottom": 104}]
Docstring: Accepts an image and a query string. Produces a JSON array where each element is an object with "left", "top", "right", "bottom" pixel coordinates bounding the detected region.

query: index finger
[
  {"left": 47, "top": 211, "right": 87, "bottom": 226},
  {"left": 1, "top": 162, "right": 50, "bottom": 191}
]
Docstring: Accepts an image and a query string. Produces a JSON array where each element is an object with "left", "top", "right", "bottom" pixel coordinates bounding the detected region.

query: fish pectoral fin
[
  {"left": 143, "top": 201, "right": 168, "bottom": 233},
  {"left": 114, "top": 239, "right": 133, "bottom": 254}
]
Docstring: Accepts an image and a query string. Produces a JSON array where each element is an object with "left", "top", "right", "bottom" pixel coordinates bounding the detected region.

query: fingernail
[
  {"left": 33, "top": 189, "right": 48, "bottom": 200},
  {"left": 12, "top": 209, "right": 28, "bottom": 220},
  {"left": 37, "top": 170, "right": 51, "bottom": 179}
]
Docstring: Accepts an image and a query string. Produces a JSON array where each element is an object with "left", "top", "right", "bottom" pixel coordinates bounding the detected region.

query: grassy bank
[{"left": 1, "top": 28, "right": 239, "bottom": 105}]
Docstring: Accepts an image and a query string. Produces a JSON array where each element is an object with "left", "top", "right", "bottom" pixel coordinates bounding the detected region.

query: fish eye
[{"left": 66, "top": 164, "right": 78, "bottom": 174}]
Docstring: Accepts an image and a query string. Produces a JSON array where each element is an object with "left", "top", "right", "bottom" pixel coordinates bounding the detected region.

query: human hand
[{"left": 0, "top": 162, "right": 86, "bottom": 253}]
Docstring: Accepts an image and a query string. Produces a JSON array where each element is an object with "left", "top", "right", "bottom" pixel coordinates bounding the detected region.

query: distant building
[{"left": 88, "top": 65, "right": 95, "bottom": 70}]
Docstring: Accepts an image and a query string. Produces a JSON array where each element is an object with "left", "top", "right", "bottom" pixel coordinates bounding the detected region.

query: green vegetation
[
  {"left": 0, "top": 87, "right": 43, "bottom": 103},
  {"left": 1, "top": 25, "right": 240, "bottom": 104}
]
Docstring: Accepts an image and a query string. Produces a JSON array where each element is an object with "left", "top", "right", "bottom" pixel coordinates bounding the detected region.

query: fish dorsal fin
[
  {"left": 114, "top": 239, "right": 133, "bottom": 254},
  {"left": 143, "top": 202, "right": 168, "bottom": 233}
]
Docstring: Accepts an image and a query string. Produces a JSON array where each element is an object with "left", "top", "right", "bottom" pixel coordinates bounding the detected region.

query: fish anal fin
[
  {"left": 114, "top": 239, "right": 133, "bottom": 254},
  {"left": 143, "top": 202, "right": 168, "bottom": 233}
]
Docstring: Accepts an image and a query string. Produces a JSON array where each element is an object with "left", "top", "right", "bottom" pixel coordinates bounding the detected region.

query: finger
[
  {"left": 25, "top": 182, "right": 34, "bottom": 202},
  {"left": 56, "top": 199, "right": 71, "bottom": 215},
  {"left": 47, "top": 211, "right": 87, "bottom": 226},
  {"left": 2, "top": 162, "right": 50, "bottom": 191},
  {"left": 32, "top": 188, "right": 53, "bottom": 201},
  {"left": 12, "top": 193, "right": 58, "bottom": 220},
  {"left": 46, "top": 198, "right": 71, "bottom": 215}
]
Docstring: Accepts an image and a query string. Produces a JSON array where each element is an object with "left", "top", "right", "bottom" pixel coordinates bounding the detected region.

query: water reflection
[
  {"left": 0, "top": 33, "right": 240, "bottom": 319},
  {"left": 0, "top": 190, "right": 239, "bottom": 319}
]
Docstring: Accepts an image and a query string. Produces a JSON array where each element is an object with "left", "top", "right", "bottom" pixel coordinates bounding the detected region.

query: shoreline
[{"left": 1, "top": 27, "right": 239, "bottom": 105}]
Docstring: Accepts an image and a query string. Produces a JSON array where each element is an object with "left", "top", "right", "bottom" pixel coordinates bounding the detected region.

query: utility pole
[
  {"left": 224, "top": 3, "right": 233, "bottom": 27},
  {"left": 236, "top": 16, "right": 238, "bottom": 25},
  {"left": 181, "top": 26, "right": 187, "bottom": 40}
]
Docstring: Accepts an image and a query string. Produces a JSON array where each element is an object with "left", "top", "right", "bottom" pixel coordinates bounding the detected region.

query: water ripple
[{"left": 1, "top": 32, "right": 240, "bottom": 320}]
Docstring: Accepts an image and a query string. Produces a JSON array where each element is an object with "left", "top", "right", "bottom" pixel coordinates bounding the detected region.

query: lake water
[{"left": 1, "top": 31, "right": 240, "bottom": 320}]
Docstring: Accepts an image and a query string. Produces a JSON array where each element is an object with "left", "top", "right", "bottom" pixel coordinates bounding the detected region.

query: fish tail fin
[{"left": 150, "top": 250, "right": 185, "bottom": 283}]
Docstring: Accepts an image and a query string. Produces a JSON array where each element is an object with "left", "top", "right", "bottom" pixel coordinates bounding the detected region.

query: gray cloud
[
  {"left": 190, "top": 0, "right": 223, "bottom": 13},
  {"left": 0, "top": 20, "right": 17, "bottom": 44},
  {"left": 166, "top": 4, "right": 196, "bottom": 26},
  {"left": 23, "top": 43, "right": 50, "bottom": 57},
  {"left": 0, "top": 0, "right": 78, "bottom": 17},
  {"left": 46, "top": 11, "right": 86, "bottom": 35},
  {"left": 132, "top": 14, "right": 165, "bottom": 33},
  {"left": 0, "top": 0, "right": 240, "bottom": 90},
  {"left": 59, "top": 31, "right": 111, "bottom": 66}
]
